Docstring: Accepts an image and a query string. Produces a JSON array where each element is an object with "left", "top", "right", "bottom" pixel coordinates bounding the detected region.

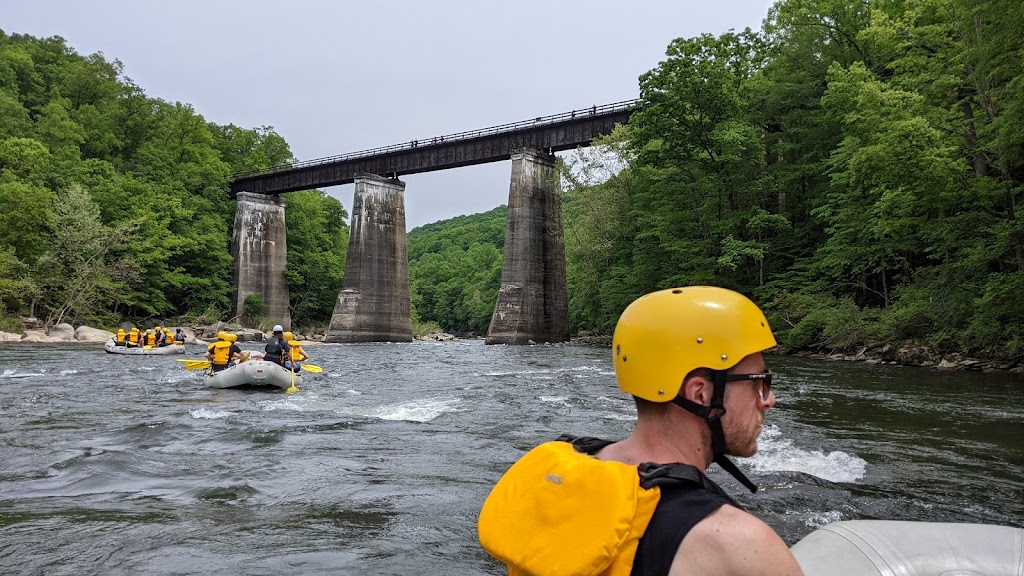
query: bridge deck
[{"left": 229, "top": 100, "right": 636, "bottom": 196}]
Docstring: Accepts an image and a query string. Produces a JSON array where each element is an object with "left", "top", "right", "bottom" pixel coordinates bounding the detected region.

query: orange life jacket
[
  {"left": 208, "top": 341, "right": 232, "bottom": 365},
  {"left": 288, "top": 340, "right": 304, "bottom": 361}
]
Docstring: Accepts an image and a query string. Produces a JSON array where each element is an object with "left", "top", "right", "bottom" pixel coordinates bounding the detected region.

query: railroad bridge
[{"left": 229, "top": 100, "right": 636, "bottom": 344}]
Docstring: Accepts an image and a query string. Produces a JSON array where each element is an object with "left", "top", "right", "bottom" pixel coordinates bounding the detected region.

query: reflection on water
[{"left": 0, "top": 341, "right": 1021, "bottom": 574}]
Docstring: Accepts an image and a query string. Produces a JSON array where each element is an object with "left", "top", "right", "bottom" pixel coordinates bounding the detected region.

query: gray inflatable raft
[
  {"left": 791, "top": 520, "right": 1024, "bottom": 575},
  {"left": 205, "top": 360, "right": 302, "bottom": 390},
  {"left": 104, "top": 339, "right": 185, "bottom": 355}
]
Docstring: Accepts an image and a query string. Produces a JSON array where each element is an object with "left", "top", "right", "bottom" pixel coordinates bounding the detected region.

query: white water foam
[
  {"left": 189, "top": 408, "right": 233, "bottom": 419},
  {"left": 371, "top": 397, "right": 460, "bottom": 422},
  {"left": 481, "top": 366, "right": 607, "bottom": 378},
  {"left": 745, "top": 425, "right": 868, "bottom": 483},
  {"left": 1, "top": 369, "right": 46, "bottom": 379},
  {"left": 803, "top": 510, "right": 845, "bottom": 528},
  {"left": 538, "top": 395, "right": 569, "bottom": 405}
]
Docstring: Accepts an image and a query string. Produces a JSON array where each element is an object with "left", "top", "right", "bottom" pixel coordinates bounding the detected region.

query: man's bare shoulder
[{"left": 670, "top": 505, "right": 804, "bottom": 576}]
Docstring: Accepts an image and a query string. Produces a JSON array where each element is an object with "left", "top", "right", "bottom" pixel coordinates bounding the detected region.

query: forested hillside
[
  {"left": 4, "top": 0, "right": 1024, "bottom": 364},
  {"left": 408, "top": 207, "right": 506, "bottom": 336},
  {"left": 0, "top": 30, "right": 348, "bottom": 332},
  {"left": 559, "top": 0, "right": 1024, "bottom": 361}
]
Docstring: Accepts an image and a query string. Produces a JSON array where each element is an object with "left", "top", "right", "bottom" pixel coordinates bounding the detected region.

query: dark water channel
[{"left": 1, "top": 340, "right": 1021, "bottom": 574}]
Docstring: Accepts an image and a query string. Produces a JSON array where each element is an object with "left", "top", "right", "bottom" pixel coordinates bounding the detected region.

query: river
[{"left": 1, "top": 340, "right": 1021, "bottom": 574}]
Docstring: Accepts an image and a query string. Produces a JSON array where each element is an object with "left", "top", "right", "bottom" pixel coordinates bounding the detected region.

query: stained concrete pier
[
  {"left": 326, "top": 173, "right": 413, "bottom": 342},
  {"left": 232, "top": 192, "right": 291, "bottom": 329},
  {"left": 486, "top": 149, "right": 570, "bottom": 344}
]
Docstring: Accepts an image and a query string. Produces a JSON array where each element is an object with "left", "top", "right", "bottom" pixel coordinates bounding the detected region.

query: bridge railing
[{"left": 231, "top": 99, "right": 640, "bottom": 179}]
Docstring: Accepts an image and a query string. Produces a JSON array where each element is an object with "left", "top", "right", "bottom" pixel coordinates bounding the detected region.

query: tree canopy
[{"left": 0, "top": 30, "right": 347, "bottom": 331}]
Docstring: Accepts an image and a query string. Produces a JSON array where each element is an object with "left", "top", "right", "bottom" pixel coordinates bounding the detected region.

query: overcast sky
[{"left": 5, "top": 0, "right": 774, "bottom": 230}]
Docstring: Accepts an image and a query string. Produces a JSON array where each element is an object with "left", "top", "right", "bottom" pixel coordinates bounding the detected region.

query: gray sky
[{"left": 4, "top": 0, "right": 774, "bottom": 230}]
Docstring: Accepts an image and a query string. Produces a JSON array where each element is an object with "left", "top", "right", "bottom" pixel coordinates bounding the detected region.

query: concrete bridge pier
[
  {"left": 232, "top": 191, "right": 291, "bottom": 329},
  {"left": 326, "top": 173, "right": 413, "bottom": 342},
  {"left": 486, "top": 149, "right": 570, "bottom": 345}
]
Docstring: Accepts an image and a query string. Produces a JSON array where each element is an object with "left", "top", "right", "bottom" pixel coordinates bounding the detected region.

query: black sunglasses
[{"left": 724, "top": 372, "right": 773, "bottom": 401}]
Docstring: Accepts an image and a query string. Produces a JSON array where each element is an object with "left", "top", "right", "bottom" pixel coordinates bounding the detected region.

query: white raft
[
  {"left": 103, "top": 339, "right": 185, "bottom": 355},
  {"left": 791, "top": 520, "right": 1024, "bottom": 575},
  {"left": 205, "top": 360, "right": 301, "bottom": 390}
]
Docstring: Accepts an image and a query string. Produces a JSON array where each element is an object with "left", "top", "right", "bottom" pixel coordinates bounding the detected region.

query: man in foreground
[{"left": 479, "top": 286, "right": 804, "bottom": 576}]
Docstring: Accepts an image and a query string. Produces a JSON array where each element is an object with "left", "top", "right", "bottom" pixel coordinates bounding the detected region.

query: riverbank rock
[
  {"left": 787, "top": 341, "right": 1023, "bottom": 375},
  {"left": 75, "top": 326, "right": 114, "bottom": 342},
  {"left": 234, "top": 328, "right": 265, "bottom": 342},
  {"left": 21, "top": 330, "right": 65, "bottom": 343},
  {"left": 0, "top": 331, "right": 21, "bottom": 342},
  {"left": 416, "top": 332, "right": 456, "bottom": 341},
  {"left": 50, "top": 323, "right": 76, "bottom": 341}
]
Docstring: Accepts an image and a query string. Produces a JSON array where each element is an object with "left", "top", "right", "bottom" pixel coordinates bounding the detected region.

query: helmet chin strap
[{"left": 671, "top": 371, "right": 758, "bottom": 493}]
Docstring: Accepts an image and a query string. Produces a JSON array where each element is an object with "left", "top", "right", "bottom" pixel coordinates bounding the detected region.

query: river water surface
[{"left": 1, "top": 340, "right": 1022, "bottom": 574}]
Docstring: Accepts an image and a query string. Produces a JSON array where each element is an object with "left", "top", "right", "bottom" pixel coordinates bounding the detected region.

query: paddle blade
[
  {"left": 177, "top": 359, "right": 212, "bottom": 370},
  {"left": 300, "top": 364, "right": 323, "bottom": 373}
]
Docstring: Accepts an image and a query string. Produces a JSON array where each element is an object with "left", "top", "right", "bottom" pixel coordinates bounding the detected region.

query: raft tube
[
  {"left": 205, "top": 360, "right": 301, "bottom": 390},
  {"left": 791, "top": 520, "right": 1024, "bottom": 575}
]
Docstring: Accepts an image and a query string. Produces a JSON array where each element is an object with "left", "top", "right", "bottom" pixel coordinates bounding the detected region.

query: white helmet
[{"left": 272, "top": 324, "right": 284, "bottom": 333}]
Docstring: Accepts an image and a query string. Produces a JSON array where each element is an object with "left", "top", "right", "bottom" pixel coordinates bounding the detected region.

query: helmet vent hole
[
  {"left": 697, "top": 337, "right": 703, "bottom": 344},
  {"left": 622, "top": 355, "right": 627, "bottom": 362},
  {"left": 615, "top": 344, "right": 620, "bottom": 356},
  {"left": 672, "top": 289, "right": 683, "bottom": 294}
]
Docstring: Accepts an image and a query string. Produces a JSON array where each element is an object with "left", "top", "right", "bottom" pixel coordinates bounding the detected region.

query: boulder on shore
[
  {"left": 21, "top": 330, "right": 64, "bottom": 343},
  {"left": 50, "top": 323, "right": 76, "bottom": 341},
  {"left": 75, "top": 326, "right": 114, "bottom": 342}
]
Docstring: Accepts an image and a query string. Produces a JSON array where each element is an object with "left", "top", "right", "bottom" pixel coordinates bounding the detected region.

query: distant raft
[
  {"left": 791, "top": 520, "right": 1024, "bottom": 575},
  {"left": 204, "top": 360, "right": 301, "bottom": 390},
  {"left": 103, "top": 339, "right": 185, "bottom": 355}
]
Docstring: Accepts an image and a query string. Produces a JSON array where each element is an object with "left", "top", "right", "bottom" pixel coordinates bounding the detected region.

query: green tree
[{"left": 284, "top": 190, "right": 349, "bottom": 328}]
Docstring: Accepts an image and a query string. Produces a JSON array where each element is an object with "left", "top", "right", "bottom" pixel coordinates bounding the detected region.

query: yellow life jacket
[
  {"left": 208, "top": 341, "right": 232, "bottom": 365},
  {"left": 478, "top": 438, "right": 662, "bottom": 576},
  {"left": 128, "top": 329, "right": 140, "bottom": 345},
  {"left": 115, "top": 329, "right": 126, "bottom": 344},
  {"left": 145, "top": 331, "right": 156, "bottom": 346},
  {"left": 288, "top": 340, "right": 303, "bottom": 361}
]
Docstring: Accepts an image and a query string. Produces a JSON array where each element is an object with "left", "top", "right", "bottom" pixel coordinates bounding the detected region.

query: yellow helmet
[
  {"left": 225, "top": 333, "right": 237, "bottom": 342},
  {"left": 612, "top": 286, "right": 776, "bottom": 402},
  {"left": 217, "top": 331, "right": 228, "bottom": 341},
  {"left": 283, "top": 331, "right": 294, "bottom": 340}
]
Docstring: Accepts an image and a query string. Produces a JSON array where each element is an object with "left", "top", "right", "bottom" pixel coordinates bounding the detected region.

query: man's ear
[{"left": 680, "top": 374, "right": 712, "bottom": 406}]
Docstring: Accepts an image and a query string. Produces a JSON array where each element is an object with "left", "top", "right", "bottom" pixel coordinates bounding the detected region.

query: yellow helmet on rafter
[
  {"left": 225, "top": 333, "right": 237, "bottom": 342},
  {"left": 284, "top": 331, "right": 294, "bottom": 340},
  {"left": 612, "top": 286, "right": 776, "bottom": 402}
]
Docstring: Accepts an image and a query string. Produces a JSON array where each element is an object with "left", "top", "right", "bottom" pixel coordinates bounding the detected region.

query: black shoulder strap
[
  {"left": 555, "top": 434, "right": 615, "bottom": 454},
  {"left": 554, "top": 434, "right": 742, "bottom": 508}
]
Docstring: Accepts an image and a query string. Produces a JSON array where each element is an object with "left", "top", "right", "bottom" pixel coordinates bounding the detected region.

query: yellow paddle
[
  {"left": 299, "top": 364, "right": 323, "bottom": 373},
  {"left": 286, "top": 364, "right": 298, "bottom": 394},
  {"left": 177, "top": 359, "right": 212, "bottom": 370}
]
